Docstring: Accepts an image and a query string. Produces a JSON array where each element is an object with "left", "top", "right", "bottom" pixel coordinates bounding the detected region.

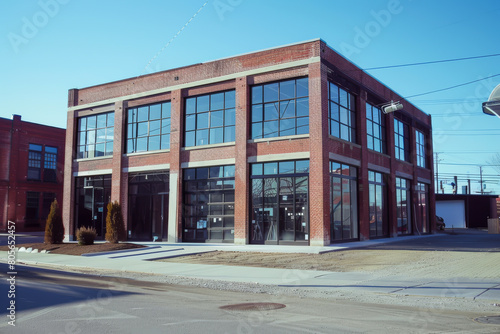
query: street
[{"left": 0, "top": 263, "right": 498, "bottom": 334}]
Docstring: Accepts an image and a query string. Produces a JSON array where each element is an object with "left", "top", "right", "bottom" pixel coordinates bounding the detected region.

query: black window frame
[
  {"left": 396, "top": 177, "right": 411, "bottom": 235},
  {"left": 127, "top": 101, "right": 171, "bottom": 153},
  {"left": 394, "top": 118, "right": 410, "bottom": 162},
  {"left": 368, "top": 170, "right": 388, "bottom": 238},
  {"left": 366, "top": 103, "right": 386, "bottom": 153},
  {"left": 329, "top": 82, "right": 356, "bottom": 143},
  {"left": 250, "top": 77, "right": 309, "bottom": 140},
  {"left": 182, "top": 165, "right": 236, "bottom": 242},
  {"left": 28, "top": 144, "right": 42, "bottom": 180},
  {"left": 77, "top": 112, "right": 115, "bottom": 159},
  {"left": 184, "top": 91, "right": 236, "bottom": 147},
  {"left": 250, "top": 160, "right": 310, "bottom": 244},
  {"left": 416, "top": 130, "right": 426, "bottom": 168},
  {"left": 330, "top": 161, "right": 359, "bottom": 242}
]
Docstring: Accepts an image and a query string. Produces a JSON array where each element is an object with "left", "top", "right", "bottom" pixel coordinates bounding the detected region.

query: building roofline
[{"left": 71, "top": 39, "right": 324, "bottom": 92}]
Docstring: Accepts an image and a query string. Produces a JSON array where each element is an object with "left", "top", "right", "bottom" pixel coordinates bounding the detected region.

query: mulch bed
[{"left": 0, "top": 242, "right": 146, "bottom": 256}]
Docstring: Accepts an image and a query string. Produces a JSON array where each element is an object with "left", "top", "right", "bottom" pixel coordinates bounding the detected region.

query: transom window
[
  {"left": 329, "top": 82, "right": 356, "bottom": 142},
  {"left": 127, "top": 102, "right": 171, "bottom": 153},
  {"left": 394, "top": 118, "right": 410, "bottom": 162},
  {"left": 185, "top": 91, "right": 235, "bottom": 147},
  {"left": 416, "top": 130, "right": 426, "bottom": 168},
  {"left": 251, "top": 78, "right": 309, "bottom": 139},
  {"left": 366, "top": 103, "right": 386, "bottom": 153},
  {"left": 77, "top": 112, "right": 114, "bottom": 159}
]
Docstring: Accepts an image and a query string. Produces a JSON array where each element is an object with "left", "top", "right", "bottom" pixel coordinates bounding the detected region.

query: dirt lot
[
  {"left": 0, "top": 242, "right": 145, "bottom": 256},
  {"left": 160, "top": 249, "right": 500, "bottom": 279}
]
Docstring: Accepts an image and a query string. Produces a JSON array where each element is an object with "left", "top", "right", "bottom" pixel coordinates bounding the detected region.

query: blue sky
[{"left": 1, "top": 0, "right": 499, "bottom": 194}]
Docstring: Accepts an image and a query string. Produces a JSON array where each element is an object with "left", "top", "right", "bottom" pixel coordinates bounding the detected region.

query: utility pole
[
  {"left": 435, "top": 152, "right": 443, "bottom": 193},
  {"left": 480, "top": 166, "right": 484, "bottom": 195}
]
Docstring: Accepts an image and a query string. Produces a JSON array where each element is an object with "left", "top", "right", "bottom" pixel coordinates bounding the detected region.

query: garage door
[{"left": 436, "top": 200, "right": 466, "bottom": 228}]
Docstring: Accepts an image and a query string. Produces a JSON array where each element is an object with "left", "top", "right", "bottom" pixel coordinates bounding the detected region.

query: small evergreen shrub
[
  {"left": 44, "top": 199, "right": 65, "bottom": 244},
  {"left": 76, "top": 226, "right": 97, "bottom": 245},
  {"left": 105, "top": 201, "right": 125, "bottom": 244}
]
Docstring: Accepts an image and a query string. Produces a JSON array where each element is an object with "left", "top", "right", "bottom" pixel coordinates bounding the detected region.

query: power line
[
  {"left": 404, "top": 73, "right": 500, "bottom": 99},
  {"left": 363, "top": 52, "right": 500, "bottom": 71}
]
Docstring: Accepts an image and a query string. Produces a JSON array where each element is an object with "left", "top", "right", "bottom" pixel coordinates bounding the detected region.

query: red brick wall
[
  {"left": 65, "top": 39, "right": 435, "bottom": 245},
  {"left": 0, "top": 115, "right": 65, "bottom": 232}
]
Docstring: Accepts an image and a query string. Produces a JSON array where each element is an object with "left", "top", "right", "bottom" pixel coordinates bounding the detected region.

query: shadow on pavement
[{"left": 366, "top": 229, "right": 500, "bottom": 252}]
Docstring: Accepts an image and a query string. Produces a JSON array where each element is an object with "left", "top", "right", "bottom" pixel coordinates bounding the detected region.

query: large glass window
[
  {"left": 250, "top": 160, "right": 309, "bottom": 244},
  {"left": 368, "top": 171, "right": 387, "bottom": 238},
  {"left": 416, "top": 130, "right": 426, "bottom": 168},
  {"left": 396, "top": 177, "right": 411, "bottom": 235},
  {"left": 44, "top": 146, "right": 57, "bottom": 182},
  {"left": 329, "top": 82, "right": 356, "bottom": 142},
  {"left": 330, "top": 162, "right": 358, "bottom": 242},
  {"left": 183, "top": 165, "right": 235, "bottom": 242},
  {"left": 185, "top": 91, "right": 235, "bottom": 147},
  {"left": 366, "top": 103, "right": 386, "bottom": 153},
  {"left": 127, "top": 102, "right": 171, "bottom": 153},
  {"left": 394, "top": 118, "right": 410, "bottom": 162},
  {"left": 251, "top": 78, "right": 309, "bottom": 139},
  {"left": 77, "top": 112, "right": 114, "bottom": 159},
  {"left": 28, "top": 144, "right": 42, "bottom": 180}
]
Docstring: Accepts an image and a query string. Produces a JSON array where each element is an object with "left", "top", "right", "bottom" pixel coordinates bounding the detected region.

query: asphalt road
[{"left": 0, "top": 263, "right": 498, "bottom": 334}]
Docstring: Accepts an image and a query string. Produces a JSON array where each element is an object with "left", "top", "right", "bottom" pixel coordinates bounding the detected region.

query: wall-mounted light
[
  {"left": 381, "top": 101, "right": 403, "bottom": 114},
  {"left": 483, "top": 83, "right": 500, "bottom": 118}
]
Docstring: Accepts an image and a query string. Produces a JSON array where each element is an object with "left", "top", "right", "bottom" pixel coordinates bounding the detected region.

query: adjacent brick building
[
  {"left": 0, "top": 115, "right": 65, "bottom": 232},
  {"left": 63, "top": 39, "right": 435, "bottom": 246}
]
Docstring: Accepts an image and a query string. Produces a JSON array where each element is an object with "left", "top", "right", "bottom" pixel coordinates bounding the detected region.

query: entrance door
[
  {"left": 152, "top": 193, "right": 169, "bottom": 240},
  {"left": 83, "top": 186, "right": 105, "bottom": 239},
  {"left": 251, "top": 176, "right": 309, "bottom": 244}
]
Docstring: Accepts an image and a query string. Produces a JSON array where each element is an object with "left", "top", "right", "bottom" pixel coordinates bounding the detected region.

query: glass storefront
[
  {"left": 128, "top": 172, "right": 169, "bottom": 241},
  {"left": 75, "top": 175, "right": 112, "bottom": 239},
  {"left": 368, "top": 171, "right": 388, "bottom": 238},
  {"left": 250, "top": 160, "right": 309, "bottom": 245},
  {"left": 396, "top": 177, "right": 412, "bottom": 235},
  {"left": 182, "top": 166, "right": 235, "bottom": 242},
  {"left": 330, "top": 162, "right": 358, "bottom": 242}
]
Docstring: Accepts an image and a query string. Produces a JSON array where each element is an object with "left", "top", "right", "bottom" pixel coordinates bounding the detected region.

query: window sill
[
  {"left": 395, "top": 158, "right": 414, "bottom": 167},
  {"left": 182, "top": 142, "right": 235, "bottom": 151},
  {"left": 367, "top": 149, "right": 390, "bottom": 159},
  {"left": 75, "top": 155, "right": 113, "bottom": 162},
  {"left": 125, "top": 149, "right": 170, "bottom": 157},
  {"left": 248, "top": 134, "right": 309, "bottom": 144},
  {"left": 328, "top": 135, "right": 361, "bottom": 148}
]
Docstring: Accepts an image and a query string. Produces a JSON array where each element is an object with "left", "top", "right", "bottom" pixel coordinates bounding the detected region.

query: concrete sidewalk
[{"left": 3, "top": 232, "right": 500, "bottom": 302}]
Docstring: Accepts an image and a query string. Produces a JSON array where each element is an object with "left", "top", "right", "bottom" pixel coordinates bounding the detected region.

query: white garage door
[{"left": 436, "top": 200, "right": 466, "bottom": 228}]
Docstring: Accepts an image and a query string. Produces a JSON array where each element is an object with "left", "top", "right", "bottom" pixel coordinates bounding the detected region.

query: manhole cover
[
  {"left": 475, "top": 316, "right": 500, "bottom": 325},
  {"left": 220, "top": 303, "right": 286, "bottom": 311}
]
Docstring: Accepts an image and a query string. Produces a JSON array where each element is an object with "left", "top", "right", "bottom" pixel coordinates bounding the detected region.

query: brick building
[
  {"left": 0, "top": 115, "right": 65, "bottom": 232},
  {"left": 63, "top": 39, "right": 435, "bottom": 245}
]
